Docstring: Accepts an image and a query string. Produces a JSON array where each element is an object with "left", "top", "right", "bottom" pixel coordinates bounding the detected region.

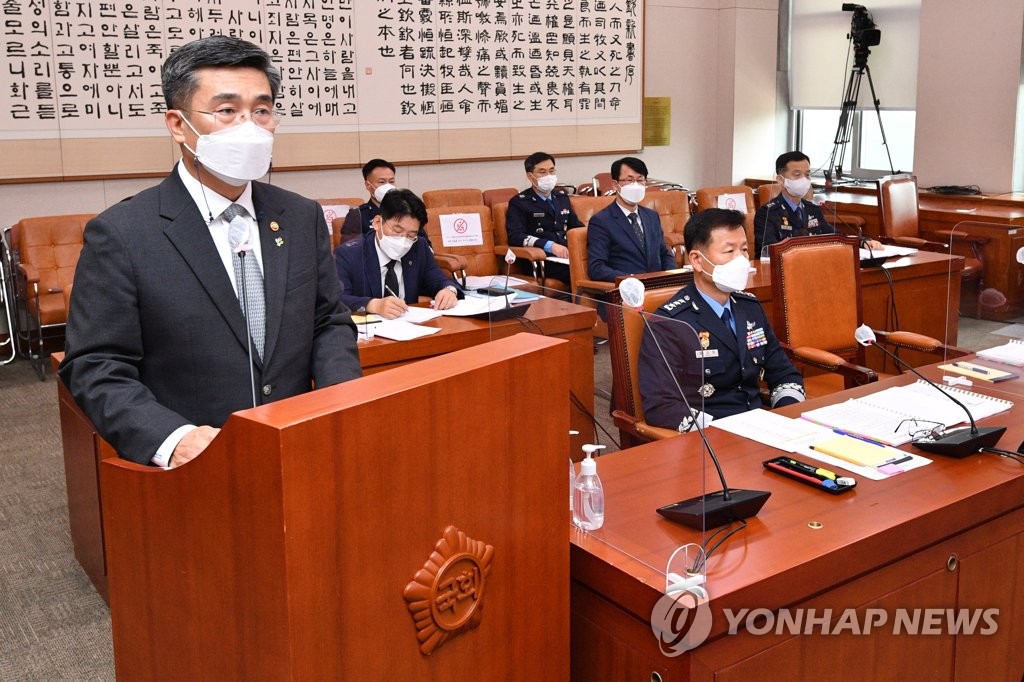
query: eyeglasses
[
  {"left": 187, "top": 106, "right": 283, "bottom": 129},
  {"left": 617, "top": 176, "right": 647, "bottom": 185},
  {"left": 382, "top": 221, "right": 419, "bottom": 241},
  {"left": 895, "top": 418, "right": 946, "bottom": 442}
]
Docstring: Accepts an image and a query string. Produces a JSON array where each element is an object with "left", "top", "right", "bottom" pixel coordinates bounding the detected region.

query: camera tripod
[{"left": 827, "top": 47, "right": 895, "bottom": 180}]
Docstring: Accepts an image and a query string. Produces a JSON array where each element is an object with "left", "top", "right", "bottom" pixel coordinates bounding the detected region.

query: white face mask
[
  {"left": 782, "top": 176, "right": 812, "bottom": 199},
  {"left": 699, "top": 251, "right": 750, "bottom": 294},
  {"left": 536, "top": 174, "right": 558, "bottom": 193},
  {"left": 373, "top": 183, "right": 397, "bottom": 203},
  {"left": 379, "top": 233, "right": 414, "bottom": 260},
  {"left": 181, "top": 115, "right": 274, "bottom": 187},
  {"left": 618, "top": 182, "right": 646, "bottom": 205}
]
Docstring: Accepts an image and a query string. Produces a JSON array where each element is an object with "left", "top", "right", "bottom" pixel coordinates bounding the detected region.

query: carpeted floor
[
  {"left": 0, "top": 359, "right": 113, "bottom": 681},
  {"left": 0, "top": 312, "right": 1019, "bottom": 678}
]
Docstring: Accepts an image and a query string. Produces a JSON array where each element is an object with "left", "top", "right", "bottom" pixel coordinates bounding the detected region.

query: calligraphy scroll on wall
[{"left": 0, "top": 0, "right": 643, "bottom": 181}]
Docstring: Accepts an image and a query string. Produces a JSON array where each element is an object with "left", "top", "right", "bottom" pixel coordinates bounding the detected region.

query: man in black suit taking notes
[{"left": 59, "top": 36, "right": 362, "bottom": 468}]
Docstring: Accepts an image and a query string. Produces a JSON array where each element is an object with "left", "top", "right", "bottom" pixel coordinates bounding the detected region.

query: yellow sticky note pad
[{"left": 811, "top": 435, "right": 892, "bottom": 467}]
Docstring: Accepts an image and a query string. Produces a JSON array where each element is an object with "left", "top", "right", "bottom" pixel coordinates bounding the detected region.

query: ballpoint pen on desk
[
  {"left": 831, "top": 429, "right": 886, "bottom": 447},
  {"left": 953, "top": 362, "right": 990, "bottom": 375}
]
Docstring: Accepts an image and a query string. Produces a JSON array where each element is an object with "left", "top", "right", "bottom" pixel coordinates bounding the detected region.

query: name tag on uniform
[
  {"left": 695, "top": 349, "right": 719, "bottom": 358},
  {"left": 781, "top": 225, "right": 792, "bottom": 232},
  {"left": 533, "top": 212, "right": 545, "bottom": 218}
]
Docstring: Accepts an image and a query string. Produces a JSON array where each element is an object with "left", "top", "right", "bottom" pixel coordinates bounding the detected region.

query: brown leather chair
[
  {"left": 569, "top": 195, "right": 616, "bottom": 227},
  {"left": 576, "top": 172, "right": 616, "bottom": 197},
  {"left": 605, "top": 278, "right": 695, "bottom": 447},
  {"left": 11, "top": 214, "right": 93, "bottom": 378},
  {"left": 768, "top": 234, "right": 967, "bottom": 397},
  {"left": 316, "top": 197, "right": 364, "bottom": 250},
  {"left": 566, "top": 227, "right": 613, "bottom": 339},
  {"left": 424, "top": 205, "right": 545, "bottom": 286},
  {"left": 640, "top": 190, "right": 689, "bottom": 266},
  {"left": 422, "top": 188, "right": 485, "bottom": 209},
  {"left": 696, "top": 186, "right": 756, "bottom": 254},
  {"left": 877, "top": 174, "right": 988, "bottom": 317},
  {"left": 491, "top": 202, "right": 567, "bottom": 293},
  {"left": 483, "top": 187, "right": 517, "bottom": 209}
]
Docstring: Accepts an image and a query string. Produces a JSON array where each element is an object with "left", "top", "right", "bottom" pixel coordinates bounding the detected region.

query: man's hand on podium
[{"left": 170, "top": 426, "right": 220, "bottom": 468}]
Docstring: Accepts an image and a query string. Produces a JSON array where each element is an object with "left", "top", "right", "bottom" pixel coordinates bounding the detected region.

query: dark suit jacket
[
  {"left": 586, "top": 203, "right": 676, "bottom": 282},
  {"left": 506, "top": 188, "right": 583, "bottom": 251},
  {"left": 58, "top": 169, "right": 363, "bottom": 464},
  {"left": 333, "top": 234, "right": 459, "bottom": 311}
]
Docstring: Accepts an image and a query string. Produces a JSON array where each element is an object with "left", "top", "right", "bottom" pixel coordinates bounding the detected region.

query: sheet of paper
[
  {"left": 716, "top": 192, "right": 748, "bottom": 213},
  {"left": 794, "top": 445, "right": 931, "bottom": 480},
  {"left": 545, "top": 256, "right": 570, "bottom": 265},
  {"left": 400, "top": 307, "right": 442, "bottom": 324},
  {"left": 439, "top": 294, "right": 516, "bottom": 317},
  {"left": 372, "top": 319, "right": 442, "bottom": 341},
  {"left": 859, "top": 245, "right": 917, "bottom": 259},
  {"left": 439, "top": 212, "right": 484, "bottom": 247},
  {"left": 711, "top": 409, "right": 832, "bottom": 452},
  {"left": 463, "top": 275, "right": 529, "bottom": 289}
]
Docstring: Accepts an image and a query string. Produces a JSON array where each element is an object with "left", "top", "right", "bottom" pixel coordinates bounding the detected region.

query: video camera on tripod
[{"left": 843, "top": 4, "right": 881, "bottom": 67}]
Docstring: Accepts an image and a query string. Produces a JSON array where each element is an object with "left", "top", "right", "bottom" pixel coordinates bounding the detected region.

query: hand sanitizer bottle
[{"left": 573, "top": 444, "right": 605, "bottom": 530}]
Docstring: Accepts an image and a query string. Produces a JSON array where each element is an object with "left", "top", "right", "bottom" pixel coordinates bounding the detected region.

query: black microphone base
[
  {"left": 657, "top": 489, "right": 771, "bottom": 530},
  {"left": 912, "top": 426, "right": 1007, "bottom": 458}
]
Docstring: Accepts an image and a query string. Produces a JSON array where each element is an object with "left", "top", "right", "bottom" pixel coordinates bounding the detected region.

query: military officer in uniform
[
  {"left": 754, "top": 151, "right": 882, "bottom": 258},
  {"left": 639, "top": 208, "right": 805, "bottom": 430},
  {"left": 505, "top": 151, "right": 583, "bottom": 286}
]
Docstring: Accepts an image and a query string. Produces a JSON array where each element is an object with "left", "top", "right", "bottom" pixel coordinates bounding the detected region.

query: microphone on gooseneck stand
[
  {"left": 620, "top": 278, "right": 771, "bottom": 529},
  {"left": 854, "top": 325, "right": 1006, "bottom": 457}
]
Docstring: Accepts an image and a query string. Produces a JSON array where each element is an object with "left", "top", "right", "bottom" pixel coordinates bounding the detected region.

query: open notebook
[
  {"left": 800, "top": 380, "right": 1013, "bottom": 446},
  {"left": 976, "top": 340, "right": 1024, "bottom": 367}
]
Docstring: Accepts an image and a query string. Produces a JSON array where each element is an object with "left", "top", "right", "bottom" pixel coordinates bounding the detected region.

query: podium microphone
[
  {"left": 854, "top": 325, "right": 1005, "bottom": 457},
  {"left": 620, "top": 278, "right": 770, "bottom": 529}
]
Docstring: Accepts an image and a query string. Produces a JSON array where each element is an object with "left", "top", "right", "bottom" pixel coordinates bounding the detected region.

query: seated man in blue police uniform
[
  {"left": 334, "top": 189, "right": 460, "bottom": 319},
  {"left": 753, "top": 151, "right": 882, "bottom": 257},
  {"left": 639, "top": 208, "right": 805, "bottom": 430},
  {"left": 505, "top": 151, "right": 583, "bottom": 286}
]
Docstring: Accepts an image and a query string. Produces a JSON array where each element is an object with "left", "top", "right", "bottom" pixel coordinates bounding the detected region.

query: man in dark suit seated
[
  {"left": 586, "top": 156, "right": 676, "bottom": 283},
  {"left": 639, "top": 209, "right": 804, "bottom": 431},
  {"left": 505, "top": 151, "right": 584, "bottom": 286},
  {"left": 58, "top": 35, "right": 362, "bottom": 468},
  {"left": 334, "top": 189, "right": 460, "bottom": 318}
]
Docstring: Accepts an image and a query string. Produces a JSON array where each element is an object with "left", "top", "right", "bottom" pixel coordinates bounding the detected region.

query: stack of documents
[{"left": 976, "top": 340, "right": 1024, "bottom": 367}]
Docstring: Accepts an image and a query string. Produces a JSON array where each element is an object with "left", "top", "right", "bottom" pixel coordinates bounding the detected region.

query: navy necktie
[
  {"left": 628, "top": 212, "right": 645, "bottom": 254},
  {"left": 384, "top": 259, "right": 400, "bottom": 299},
  {"left": 721, "top": 307, "right": 736, "bottom": 338}
]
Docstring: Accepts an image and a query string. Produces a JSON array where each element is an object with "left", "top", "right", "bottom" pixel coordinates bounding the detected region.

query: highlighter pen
[
  {"left": 784, "top": 458, "right": 839, "bottom": 481},
  {"left": 767, "top": 463, "right": 838, "bottom": 490}
]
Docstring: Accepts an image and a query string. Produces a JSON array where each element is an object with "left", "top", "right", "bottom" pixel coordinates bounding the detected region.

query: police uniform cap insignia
[
  {"left": 698, "top": 331, "right": 710, "bottom": 349},
  {"left": 698, "top": 383, "right": 715, "bottom": 398}
]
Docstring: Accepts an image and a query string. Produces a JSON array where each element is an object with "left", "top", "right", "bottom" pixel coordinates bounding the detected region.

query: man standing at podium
[{"left": 59, "top": 36, "right": 362, "bottom": 468}]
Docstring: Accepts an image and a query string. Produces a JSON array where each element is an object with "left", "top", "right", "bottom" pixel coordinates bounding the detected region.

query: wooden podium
[{"left": 99, "top": 333, "right": 570, "bottom": 679}]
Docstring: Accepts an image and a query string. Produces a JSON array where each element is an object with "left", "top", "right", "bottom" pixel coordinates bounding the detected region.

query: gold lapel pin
[{"left": 270, "top": 221, "right": 280, "bottom": 232}]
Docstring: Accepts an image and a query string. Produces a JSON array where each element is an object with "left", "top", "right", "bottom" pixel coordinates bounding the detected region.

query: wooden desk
[
  {"left": 358, "top": 296, "right": 597, "bottom": 448},
  {"left": 816, "top": 189, "right": 1024, "bottom": 321},
  {"left": 56, "top": 299, "right": 595, "bottom": 603},
  {"left": 571, "top": 364, "right": 1024, "bottom": 681},
  {"left": 747, "top": 251, "right": 962, "bottom": 370}
]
